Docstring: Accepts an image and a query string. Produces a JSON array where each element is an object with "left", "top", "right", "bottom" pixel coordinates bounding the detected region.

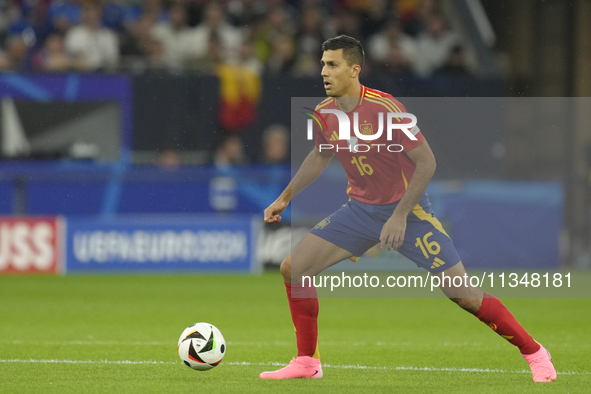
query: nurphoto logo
[{"left": 303, "top": 107, "right": 420, "bottom": 153}]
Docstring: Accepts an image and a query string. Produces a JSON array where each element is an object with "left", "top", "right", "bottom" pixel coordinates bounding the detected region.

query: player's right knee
[{"left": 280, "top": 256, "right": 291, "bottom": 283}]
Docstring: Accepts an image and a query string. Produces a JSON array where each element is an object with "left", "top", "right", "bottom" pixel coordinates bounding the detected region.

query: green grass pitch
[{"left": 0, "top": 273, "right": 589, "bottom": 393}]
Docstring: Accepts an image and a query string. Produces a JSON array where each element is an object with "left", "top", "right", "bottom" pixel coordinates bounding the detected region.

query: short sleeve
[
  {"left": 396, "top": 125, "right": 425, "bottom": 152},
  {"left": 388, "top": 99, "right": 425, "bottom": 152}
]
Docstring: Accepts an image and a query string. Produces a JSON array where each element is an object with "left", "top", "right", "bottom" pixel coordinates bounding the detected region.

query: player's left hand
[{"left": 379, "top": 214, "right": 407, "bottom": 251}]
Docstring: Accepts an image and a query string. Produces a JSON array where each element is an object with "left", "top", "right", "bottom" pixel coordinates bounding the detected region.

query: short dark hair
[{"left": 321, "top": 35, "right": 364, "bottom": 70}]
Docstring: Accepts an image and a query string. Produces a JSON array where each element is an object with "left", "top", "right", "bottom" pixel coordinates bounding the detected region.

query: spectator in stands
[
  {"left": 158, "top": 148, "right": 181, "bottom": 169},
  {"left": 64, "top": 5, "right": 119, "bottom": 72},
  {"left": 238, "top": 40, "right": 264, "bottom": 75},
  {"left": 0, "top": 35, "right": 31, "bottom": 72},
  {"left": 122, "top": 12, "right": 156, "bottom": 58},
  {"left": 187, "top": 1, "right": 242, "bottom": 66},
  {"left": 398, "top": 0, "right": 441, "bottom": 37},
  {"left": 383, "top": 42, "right": 415, "bottom": 75},
  {"left": 226, "top": 0, "right": 268, "bottom": 27},
  {"left": 144, "top": 37, "right": 168, "bottom": 71},
  {"left": 102, "top": 0, "right": 135, "bottom": 64},
  {"left": 150, "top": 3, "right": 193, "bottom": 71},
  {"left": 0, "top": 2, "right": 13, "bottom": 43},
  {"left": 33, "top": 33, "right": 81, "bottom": 72},
  {"left": 412, "top": 13, "right": 459, "bottom": 77},
  {"left": 368, "top": 20, "right": 416, "bottom": 73},
  {"left": 293, "top": 7, "right": 324, "bottom": 77},
  {"left": 45, "top": 0, "right": 82, "bottom": 36},
  {"left": 359, "top": 0, "right": 390, "bottom": 40},
  {"left": 334, "top": 9, "right": 361, "bottom": 39},
  {"left": 252, "top": 5, "right": 294, "bottom": 65},
  {"left": 292, "top": 53, "right": 320, "bottom": 77},
  {"left": 435, "top": 45, "right": 471, "bottom": 76},
  {"left": 340, "top": 0, "right": 371, "bottom": 13},
  {"left": 125, "top": 0, "right": 168, "bottom": 26},
  {"left": 266, "top": 33, "right": 296, "bottom": 75},
  {"left": 417, "top": 0, "right": 442, "bottom": 21},
  {"left": 261, "top": 124, "right": 289, "bottom": 164},
  {"left": 4, "top": 1, "right": 39, "bottom": 45},
  {"left": 213, "top": 134, "right": 248, "bottom": 167},
  {"left": 120, "top": 0, "right": 167, "bottom": 58},
  {"left": 191, "top": 30, "right": 223, "bottom": 73},
  {"left": 296, "top": 7, "right": 324, "bottom": 60},
  {"left": 101, "top": 0, "right": 128, "bottom": 32}
]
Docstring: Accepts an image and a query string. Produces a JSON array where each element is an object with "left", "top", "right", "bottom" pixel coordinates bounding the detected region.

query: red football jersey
[{"left": 314, "top": 85, "right": 425, "bottom": 205}]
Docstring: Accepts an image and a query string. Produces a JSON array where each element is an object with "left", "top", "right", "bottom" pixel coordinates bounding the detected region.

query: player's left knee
[{"left": 449, "top": 297, "right": 482, "bottom": 313}]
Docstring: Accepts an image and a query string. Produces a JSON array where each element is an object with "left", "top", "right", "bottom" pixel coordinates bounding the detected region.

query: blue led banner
[{"left": 65, "top": 216, "right": 259, "bottom": 272}]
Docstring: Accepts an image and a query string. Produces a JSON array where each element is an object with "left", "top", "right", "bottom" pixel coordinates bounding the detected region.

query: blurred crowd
[
  {"left": 0, "top": 0, "right": 472, "bottom": 168},
  {"left": 0, "top": 0, "right": 469, "bottom": 77}
]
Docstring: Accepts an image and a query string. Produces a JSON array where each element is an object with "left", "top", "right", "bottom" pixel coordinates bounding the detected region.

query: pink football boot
[
  {"left": 522, "top": 345, "right": 557, "bottom": 382},
  {"left": 259, "top": 356, "right": 323, "bottom": 379}
]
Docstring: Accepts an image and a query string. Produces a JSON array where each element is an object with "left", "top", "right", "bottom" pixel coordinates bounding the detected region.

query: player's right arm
[{"left": 264, "top": 147, "right": 334, "bottom": 223}]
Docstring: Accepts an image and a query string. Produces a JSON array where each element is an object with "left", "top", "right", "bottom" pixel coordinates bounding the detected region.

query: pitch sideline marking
[
  {"left": 0, "top": 359, "right": 175, "bottom": 365},
  {"left": 8, "top": 340, "right": 588, "bottom": 350},
  {"left": 7, "top": 340, "right": 295, "bottom": 346},
  {"left": 0, "top": 359, "right": 588, "bottom": 375},
  {"left": 8, "top": 339, "right": 531, "bottom": 348}
]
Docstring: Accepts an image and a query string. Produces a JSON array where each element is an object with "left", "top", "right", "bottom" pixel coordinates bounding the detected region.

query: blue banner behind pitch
[{"left": 65, "top": 216, "right": 258, "bottom": 273}]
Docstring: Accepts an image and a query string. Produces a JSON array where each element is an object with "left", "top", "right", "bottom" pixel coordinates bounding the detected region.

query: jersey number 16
[{"left": 351, "top": 156, "right": 373, "bottom": 176}]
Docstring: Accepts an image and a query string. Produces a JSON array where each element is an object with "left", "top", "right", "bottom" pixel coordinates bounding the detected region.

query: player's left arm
[{"left": 379, "top": 140, "right": 436, "bottom": 251}]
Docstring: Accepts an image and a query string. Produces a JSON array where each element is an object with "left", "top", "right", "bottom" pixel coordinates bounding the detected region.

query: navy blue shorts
[{"left": 309, "top": 196, "right": 461, "bottom": 273}]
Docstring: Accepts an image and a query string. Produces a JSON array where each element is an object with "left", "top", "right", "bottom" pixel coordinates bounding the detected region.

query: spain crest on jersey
[
  {"left": 359, "top": 122, "right": 375, "bottom": 146},
  {"left": 359, "top": 122, "right": 373, "bottom": 136}
]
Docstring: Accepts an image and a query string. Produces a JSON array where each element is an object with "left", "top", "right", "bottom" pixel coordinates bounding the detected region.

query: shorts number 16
[{"left": 415, "top": 232, "right": 441, "bottom": 258}]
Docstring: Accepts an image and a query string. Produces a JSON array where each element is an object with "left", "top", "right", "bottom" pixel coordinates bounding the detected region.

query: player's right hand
[{"left": 264, "top": 200, "right": 288, "bottom": 224}]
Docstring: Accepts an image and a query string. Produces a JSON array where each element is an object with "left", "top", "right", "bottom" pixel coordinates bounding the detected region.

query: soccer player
[{"left": 259, "top": 35, "right": 556, "bottom": 383}]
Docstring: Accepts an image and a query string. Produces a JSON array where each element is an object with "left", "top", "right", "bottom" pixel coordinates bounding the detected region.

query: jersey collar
[{"left": 335, "top": 84, "right": 365, "bottom": 113}]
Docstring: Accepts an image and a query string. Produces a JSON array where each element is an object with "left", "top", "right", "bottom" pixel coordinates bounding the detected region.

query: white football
[{"left": 177, "top": 322, "right": 226, "bottom": 371}]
